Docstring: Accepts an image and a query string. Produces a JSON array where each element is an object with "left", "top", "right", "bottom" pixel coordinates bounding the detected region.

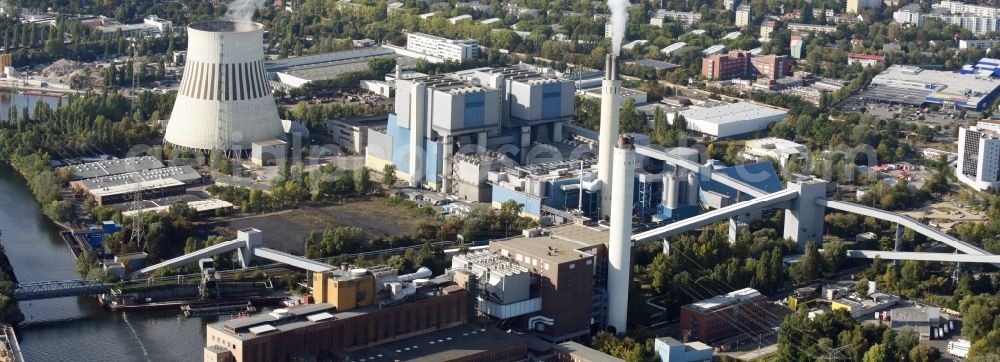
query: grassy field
[{"left": 203, "top": 198, "right": 437, "bottom": 253}]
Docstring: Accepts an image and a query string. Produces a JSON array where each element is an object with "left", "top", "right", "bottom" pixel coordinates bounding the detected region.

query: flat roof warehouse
[{"left": 865, "top": 65, "right": 1000, "bottom": 111}]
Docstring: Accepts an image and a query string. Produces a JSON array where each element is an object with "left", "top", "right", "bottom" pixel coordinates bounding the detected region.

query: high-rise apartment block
[{"left": 957, "top": 121, "right": 1000, "bottom": 191}]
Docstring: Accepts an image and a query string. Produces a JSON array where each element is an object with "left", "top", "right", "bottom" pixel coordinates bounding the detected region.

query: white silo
[{"left": 164, "top": 21, "right": 284, "bottom": 154}]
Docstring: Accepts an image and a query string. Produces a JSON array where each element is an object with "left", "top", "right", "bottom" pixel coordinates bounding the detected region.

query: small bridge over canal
[{"left": 13, "top": 278, "right": 112, "bottom": 301}]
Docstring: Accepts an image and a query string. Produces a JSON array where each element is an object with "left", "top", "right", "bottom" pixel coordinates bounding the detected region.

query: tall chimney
[
  {"left": 607, "top": 135, "right": 635, "bottom": 333},
  {"left": 597, "top": 54, "right": 622, "bottom": 219}
]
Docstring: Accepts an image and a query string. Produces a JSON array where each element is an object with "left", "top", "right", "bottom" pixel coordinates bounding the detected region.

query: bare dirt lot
[
  {"left": 900, "top": 201, "right": 988, "bottom": 231},
  {"left": 203, "top": 198, "right": 436, "bottom": 253}
]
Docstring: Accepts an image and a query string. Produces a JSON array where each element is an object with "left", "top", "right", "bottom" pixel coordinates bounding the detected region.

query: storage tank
[
  {"left": 164, "top": 20, "right": 285, "bottom": 153},
  {"left": 686, "top": 172, "right": 699, "bottom": 205},
  {"left": 662, "top": 174, "right": 679, "bottom": 209},
  {"left": 350, "top": 268, "right": 368, "bottom": 278}
]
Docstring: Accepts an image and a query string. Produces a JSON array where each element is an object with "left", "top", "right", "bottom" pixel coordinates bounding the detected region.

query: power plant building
[
  {"left": 164, "top": 21, "right": 286, "bottom": 154},
  {"left": 365, "top": 65, "right": 575, "bottom": 191},
  {"left": 487, "top": 224, "right": 611, "bottom": 340},
  {"left": 205, "top": 273, "right": 469, "bottom": 361}
]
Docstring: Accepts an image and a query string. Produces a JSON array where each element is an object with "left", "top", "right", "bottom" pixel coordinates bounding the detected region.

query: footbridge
[{"left": 13, "top": 279, "right": 112, "bottom": 301}]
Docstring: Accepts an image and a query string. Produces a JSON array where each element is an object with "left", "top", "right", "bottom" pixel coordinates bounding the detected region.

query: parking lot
[{"left": 842, "top": 95, "right": 978, "bottom": 127}]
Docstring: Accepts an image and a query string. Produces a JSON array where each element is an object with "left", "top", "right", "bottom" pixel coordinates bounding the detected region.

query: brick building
[
  {"left": 679, "top": 288, "right": 768, "bottom": 344},
  {"left": 701, "top": 51, "right": 792, "bottom": 80},
  {"left": 489, "top": 224, "right": 610, "bottom": 341},
  {"left": 701, "top": 51, "right": 752, "bottom": 80},
  {"left": 204, "top": 286, "right": 468, "bottom": 361},
  {"left": 750, "top": 55, "right": 793, "bottom": 80}
]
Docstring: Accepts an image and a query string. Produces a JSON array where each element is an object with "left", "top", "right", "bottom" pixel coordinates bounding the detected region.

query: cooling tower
[{"left": 164, "top": 20, "right": 284, "bottom": 153}]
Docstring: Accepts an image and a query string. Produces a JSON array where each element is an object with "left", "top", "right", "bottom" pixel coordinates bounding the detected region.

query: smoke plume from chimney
[
  {"left": 224, "top": 0, "right": 264, "bottom": 22},
  {"left": 608, "top": 0, "right": 630, "bottom": 55}
]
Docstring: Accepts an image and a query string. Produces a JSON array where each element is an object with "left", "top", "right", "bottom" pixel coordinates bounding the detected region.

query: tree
[
  {"left": 498, "top": 200, "right": 524, "bottom": 237},
  {"left": 793, "top": 242, "right": 822, "bottom": 283},
  {"left": 382, "top": 164, "right": 399, "bottom": 187},
  {"left": 354, "top": 167, "right": 373, "bottom": 195},
  {"left": 822, "top": 239, "right": 846, "bottom": 274},
  {"left": 863, "top": 343, "right": 890, "bottom": 362},
  {"left": 618, "top": 98, "right": 647, "bottom": 134},
  {"left": 855, "top": 277, "right": 871, "bottom": 297},
  {"left": 909, "top": 344, "right": 941, "bottom": 362},
  {"left": 961, "top": 294, "right": 1000, "bottom": 342}
]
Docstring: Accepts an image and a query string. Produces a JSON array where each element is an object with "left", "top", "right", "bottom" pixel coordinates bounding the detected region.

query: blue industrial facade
[
  {"left": 387, "top": 114, "right": 411, "bottom": 173},
  {"left": 492, "top": 185, "right": 543, "bottom": 216},
  {"left": 541, "top": 83, "right": 563, "bottom": 119},
  {"left": 386, "top": 114, "right": 447, "bottom": 184},
  {"left": 463, "top": 93, "right": 486, "bottom": 129}
]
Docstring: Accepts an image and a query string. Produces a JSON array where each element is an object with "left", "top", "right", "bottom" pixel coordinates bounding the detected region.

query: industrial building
[
  {"left": 654, "top": 337, "right": 712, "bottom": 362},
  {"left": 678, "top": 102, "right": 788, "bottom": 138},
  {"left": 488, "top": 224, "right": 609, "bottom": 339},
  {"left": 70, "top": 166, "right": 202, "bottom": 194},
  {"left": 65, "top": 156, "right": 165, "bottom": 180},
  {"left": 327, "top": 115, "right": 389, "bottom": 154},
  {"left": 250, "top": 139, "right": 287, "bottom": 166},
  {"left": 87, "top": 15, "right": 173, "bottom": 39},
  {"left": 679, "top": 288, "right": 768, "bottom": 344},
  {"left": 163, "top": 21, "right": 286, "bottom": 154},
  {"left": 829, "top": 292, "right": 900, "bottom": 318},
  {"left": 742, "top": 137, "right": 808, "bottom": 167},
  {"left": 265, "top": 47, "right": 417, "bottom": 88},
  {"left": 865, "top": 65, "right": 1000, "bottom": 111},
  {"left": 553, "top": 341, "right": 625, "bottom": 362},
  {"left": 345, "top": 324, "right": 531, "bottom": 362},
  {"left": 403, "top": 32, "right": 480, "bottom": 63},
  {"left": 890, "top": 306, "right": 950, "bottom": 340},
  {"left": 122, "top": 199, "right": 233, "bottom": 217},
  {"left": 962, "top": 57, "right": 1000, "bottom": 77},
  {"left": 62, "top": 157, "right": 207, "bottom": 206},
  {"left": 957, "top": 121, "right": 1000, "bottom": 190},
  {"left": 364, "top": 64, "right": 575, "bottom": 191},
  {"left": 205, "top": 268, "right": 469, "bottom": 361},
  {"left": 583, "top": 86, "right": 648, "bottom": 104},
  {"left": 89, "top": 178, "right": 188, "bottom": 206}
]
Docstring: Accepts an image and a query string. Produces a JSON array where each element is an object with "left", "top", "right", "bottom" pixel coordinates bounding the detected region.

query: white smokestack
[
  {"left": 608, "top": 135, "right": 636, "bottom": 333},
  {"left": 597, "top": 54, "right": 621, "bottom": 219},
  {"left": 608, "top": 0, "right": 630, "bottom": 55}
]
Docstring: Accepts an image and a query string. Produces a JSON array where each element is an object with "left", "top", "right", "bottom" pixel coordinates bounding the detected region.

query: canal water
[
  {"left": 0, "top": 93, "right": 62, "bottom": 121},
  {"left": 0, "top": 167, "right": 214, "bottom": 361}
]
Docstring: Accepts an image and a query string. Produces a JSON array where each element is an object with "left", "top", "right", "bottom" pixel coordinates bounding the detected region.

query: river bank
[{"left": 0, "top": 165, "right": 212, "bottom": 361}]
